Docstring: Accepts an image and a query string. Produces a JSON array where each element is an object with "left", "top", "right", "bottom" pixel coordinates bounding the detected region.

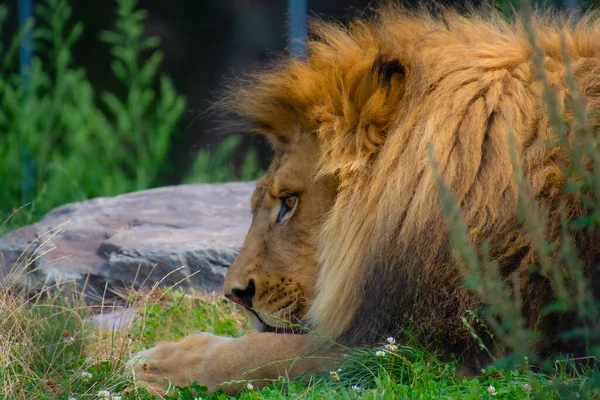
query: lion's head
[
  {"left": 222, "top": 19, "right": 407, "bottom": 333},
  {"left": 224, "top": 133, "right": 337, "bottom": 333},
  {"left": 223, "top": 6, "right": 600, "bottom": 367}
]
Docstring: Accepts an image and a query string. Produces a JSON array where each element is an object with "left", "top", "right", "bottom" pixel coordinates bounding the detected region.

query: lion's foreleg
[{"left": 127, "top": 332, "right": 337, "bottom": 395}]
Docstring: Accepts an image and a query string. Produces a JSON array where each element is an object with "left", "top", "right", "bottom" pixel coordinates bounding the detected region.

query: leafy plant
[
  {"left": 0, "top": 0, "right": 185, "bottom": 232},
  {"left": 184, "top": 136, "right": 263, "bottom": 184}
]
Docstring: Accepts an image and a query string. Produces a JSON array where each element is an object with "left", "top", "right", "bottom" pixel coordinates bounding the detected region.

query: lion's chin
[{"left": 245, "top": 309, "right": 306, "bottom": 335}]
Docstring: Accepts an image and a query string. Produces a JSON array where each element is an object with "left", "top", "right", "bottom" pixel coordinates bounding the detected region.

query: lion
[{"left": 129, "top": 6, "right": 600, "bottom": 394}]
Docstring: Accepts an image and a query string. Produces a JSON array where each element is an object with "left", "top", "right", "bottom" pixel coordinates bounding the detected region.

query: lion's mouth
[
  {"left": 225, "top": 292, "right": 307, "bottom": 334},
  {"left": 247, "top": 308, "right": 306, "bottom": 335}
]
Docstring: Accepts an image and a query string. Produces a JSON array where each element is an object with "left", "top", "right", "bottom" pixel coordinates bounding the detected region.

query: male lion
[{"left": 129, "top": 6, "right": 600, "bottom": 394}]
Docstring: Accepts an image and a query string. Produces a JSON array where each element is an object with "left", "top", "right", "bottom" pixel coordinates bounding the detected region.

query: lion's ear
[
  {"left": 372, "top": 55, "right": 405, "bottom": 88},
  {"left": 315, "top": 53, "right": 406, "bottom": 177}
]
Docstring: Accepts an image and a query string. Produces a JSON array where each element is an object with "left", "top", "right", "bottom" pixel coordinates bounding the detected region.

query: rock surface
[{"left": 0, "top": 182, "right": 254, "bottom": 303}]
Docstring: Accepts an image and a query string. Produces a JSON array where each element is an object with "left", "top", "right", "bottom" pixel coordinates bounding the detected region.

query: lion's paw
[{"left": 125, "top": 333, "right": 234, "bottom": 394}]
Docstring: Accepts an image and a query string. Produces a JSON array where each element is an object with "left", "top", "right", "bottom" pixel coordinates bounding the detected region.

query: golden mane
[{"left": 226, "top": 6, "right": 600, "bottom": 365}]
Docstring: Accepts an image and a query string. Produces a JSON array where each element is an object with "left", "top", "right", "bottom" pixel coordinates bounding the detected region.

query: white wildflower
[
  {"left": 80, "top": 371, "right": 92, "bottom": 381},
  {"left": 111, "top": 396, "right": 122, "bottom": 400},
  {"left": 330, "top": 371, "right": 340, "bottom": 381},
  {"left": 386, "top": 337, "right": 396, "bottom": 344},
  {"left": 63, "top": 336, "right": 75, "bottom": 344},
  {"left": 487, "top": 385, "right": 497, "bottom": 396},
  {"left": 384, "top": 343, "right": 398, "bottom": 352},
  {"left": 97, "top": 390, "right": 110, "bottom": 398},
  {"left": 246, "top": 383, "right": 254, "bottom": 390},
  {"left": 375, "top": 350, "right": 386, "bottom": 357},
  {"left": 522, "top": 383, "right": 532, "bottom": 392},
  {"left": 351, "top": 385, "right": 361, "bottom": 391},
  {"left": 69, "top": 397, "right": 77, "bottom": 400}
]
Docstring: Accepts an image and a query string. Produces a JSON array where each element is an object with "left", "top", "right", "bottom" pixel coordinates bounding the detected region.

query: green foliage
[
  {"left": 0, "top": 0, "right": 185, "bottom": 231},
  {"left": 184, "top": 136, "right": 263, "bottom": 184}
]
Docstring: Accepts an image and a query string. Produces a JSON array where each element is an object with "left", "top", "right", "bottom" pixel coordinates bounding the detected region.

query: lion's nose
[{"left": 225, "top": 279, "right": 256, "bottom": 309}]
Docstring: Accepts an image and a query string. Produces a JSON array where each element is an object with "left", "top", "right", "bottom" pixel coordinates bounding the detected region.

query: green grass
[
  {"left": 0, "top": 283, "right": 250, "bottom": 400},
  {"left": 128, "top": 289, "right": 252, "bottom": 349},
  {"left": 1, "top": 282, "right": 598, "bottom": 400}
]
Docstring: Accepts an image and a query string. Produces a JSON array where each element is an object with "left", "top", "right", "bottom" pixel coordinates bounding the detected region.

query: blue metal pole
[
  {"left": 19, "top": 0, "right": 34, "bottom": 206},
  {"left": 288, "top": 0, "right": 307, "bottom": 58},
  {"left": 563, "top": 0, "right": 578, "bottom": 9},
  {"left": 19, "top": 0, "right": 34, "bottom": 84}
]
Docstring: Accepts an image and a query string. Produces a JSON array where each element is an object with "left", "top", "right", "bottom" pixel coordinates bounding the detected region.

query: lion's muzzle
[{"left": 224, "top": 279, "right": 256, "bottom": 310}]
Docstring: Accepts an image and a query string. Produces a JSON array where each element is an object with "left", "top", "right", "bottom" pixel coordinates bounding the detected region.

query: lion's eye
[{"left": 276, "top": 194, "right": 298, "bottom": 223}]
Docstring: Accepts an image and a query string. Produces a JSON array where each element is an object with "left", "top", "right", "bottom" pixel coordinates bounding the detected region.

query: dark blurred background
[{"left": 1, "top": 0, "right": 596, "bottom": 186}]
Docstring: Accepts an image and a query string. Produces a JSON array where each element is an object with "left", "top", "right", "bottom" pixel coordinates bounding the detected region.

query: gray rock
[{"left": 0, "top": 182, "right": 254, "bottom": 304}]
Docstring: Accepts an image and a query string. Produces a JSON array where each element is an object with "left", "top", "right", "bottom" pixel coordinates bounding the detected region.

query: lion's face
[{"left": 223, "top": 134, "right": 336, "bottom": 333}]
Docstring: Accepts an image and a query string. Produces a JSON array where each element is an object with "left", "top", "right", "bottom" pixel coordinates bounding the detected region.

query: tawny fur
[
  {"left": 129, "top": 332, "right": 335, "bottom": 394},
  {"left": 228, "top": 6, "right": 600, "bottom": 368},
  {"left": 131, "top": 7, "right": 600, "bottom": 392}
]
